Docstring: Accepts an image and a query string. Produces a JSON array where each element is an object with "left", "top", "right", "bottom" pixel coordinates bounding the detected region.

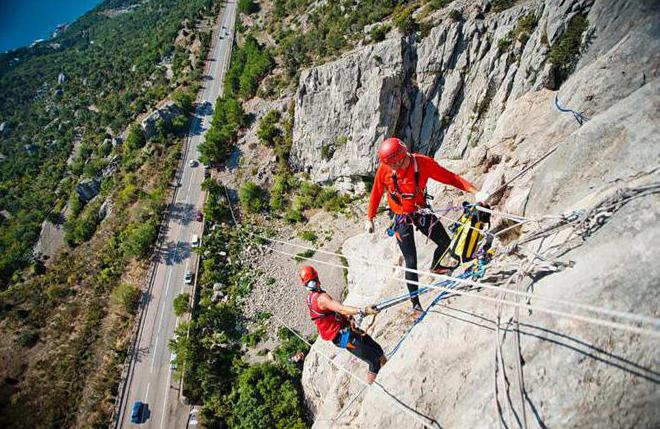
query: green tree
[
  {"left": 172, "top": 90, "right": 195, "bottom": 113},
  {"left": 256, "top": 110, "right": 281, "bottom": 146},
  {"left": 173, "top": 293, "right": 190, "bottom": 316},
  {"left": 110, "top": 283, "right": 141, "bottom": 314},
  {"left": 238, "top": 0, "right": 258, "bottom": 14},
  {"left": 239, "top": 182, "right": 264, "bottom": 214},
  {"left": 228, "top": 364, "right": 308, "bottom": 429},
  {"left": 121, "top": 219, "right": 158, "bottom": 259},
  {"left": 125, "top": 125, "right": 146, "bottom": 151}
]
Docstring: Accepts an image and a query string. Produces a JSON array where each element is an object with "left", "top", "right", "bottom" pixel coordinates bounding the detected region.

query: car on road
[
  {"left": 191, "top": 234, "right": 200, "bottom": 248},
  {"left": 170, "top": 352, "right": 178, "bottom": 370},
  {"left": 131, "top": 401, "right": 145, "bottom": 424},
  {"left": 189, "top": 406, "right": 200, "bottom": 426},
  {"left": 195, "top": 210, "right": 203, "bottom": 222},
  {"left": 184, "top": 270, "right": 193, "bottom": 285},
  {"left": 189, "top": 159, "right": 197, "bottom": 168},
  {"left": 220, "top": 25, "right": 228, "bottom": 39}
]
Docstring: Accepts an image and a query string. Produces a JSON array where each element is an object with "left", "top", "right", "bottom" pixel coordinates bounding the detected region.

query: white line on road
[
  {"left": 159, "top": 369, "right": 173, "bottom": 429},
  {"left": 144, "top": 382, "right": 150, "bottom": 402},
  {"left": 150, "top": 336, "right": 160, "bottom": 372},
  {"left": 158, "top": 264, "right": 176, "bottom": 335}
]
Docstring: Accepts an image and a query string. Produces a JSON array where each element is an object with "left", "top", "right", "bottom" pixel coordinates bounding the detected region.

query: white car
[
  {"left": 184, "top": 270, "right": 193, "bottom": 285},
  {"left": 170, "top": 352, "right": 177, "bottom": 370},
  {"left": 189, "top": 407, "right": 200, "bottom": 426},
  {"left": 189, "top": 159, "right": 197, "bottom": 168},
  {"left": 191, "top": 234, "right": 200, "bottom": 248}
]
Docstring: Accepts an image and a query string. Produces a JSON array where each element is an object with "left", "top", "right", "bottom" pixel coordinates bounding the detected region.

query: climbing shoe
[{"left": 410, "top": 303, "right": 424, "bottom": 320}]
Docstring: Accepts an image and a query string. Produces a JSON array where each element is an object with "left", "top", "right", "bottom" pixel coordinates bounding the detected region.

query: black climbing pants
[
  {"left": 334, "top": 330, "right": 385, "bottom": 374},
  {"left": 395, "top": 212, "right": 452, "bottom": 308}
]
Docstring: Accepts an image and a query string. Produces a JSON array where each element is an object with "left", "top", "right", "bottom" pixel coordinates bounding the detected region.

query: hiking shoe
[
  {"left": 410, "top": 303, "right": 424, "bottom": 320},
  {"left": 431, "top": 266, "right": 452, "bottom": 275}
]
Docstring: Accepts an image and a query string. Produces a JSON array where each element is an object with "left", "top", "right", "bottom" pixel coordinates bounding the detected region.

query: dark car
[
  {"left": 131, "top": 401, "right": 144, "bottom": 423},
  {"left": 195, "top": 211, "right": 203, "bottom": 222}
]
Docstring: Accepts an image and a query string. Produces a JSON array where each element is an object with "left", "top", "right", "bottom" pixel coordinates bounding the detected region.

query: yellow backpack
[{"left": 448, "top": 203, "right": 491, "bottom": 263}]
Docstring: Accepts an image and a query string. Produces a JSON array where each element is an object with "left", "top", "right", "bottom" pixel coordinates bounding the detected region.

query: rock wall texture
[
  {"left": 298, "top": 0, "right": 660, "bottom": 428},
  {"left": 290, "top": 0, "right": 658, "bottom": 190}
]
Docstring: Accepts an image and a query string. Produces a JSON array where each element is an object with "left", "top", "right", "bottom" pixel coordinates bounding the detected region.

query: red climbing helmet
[
  {"left": 378, "top": 137, "right": 408, "bottom": 165},
  {"left": 299, "top": 265, "right": 320, "bottom": 290}
]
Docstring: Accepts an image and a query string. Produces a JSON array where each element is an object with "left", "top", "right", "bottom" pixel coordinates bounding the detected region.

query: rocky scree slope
[{"left": 289, "top": 0, "right": 659, "bottom": 428}]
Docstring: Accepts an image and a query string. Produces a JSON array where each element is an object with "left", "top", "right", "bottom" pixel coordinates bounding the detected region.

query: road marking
[
  {"left": 159, "top": 369, "right": 173, "bottom": 429},
  {"left": 150, "top": 335, "right": 160, "bottom": 372},
  {"left": 157, "top": 264, "right": 176, "bottom": 335},
  {"left": 144, "top": 382, "right": 150, "bottom": 402}
]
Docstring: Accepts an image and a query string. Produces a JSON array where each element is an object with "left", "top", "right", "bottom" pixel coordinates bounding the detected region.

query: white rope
[
  {"left": 223, "top": 185, "right": 439, "bottom": 428},
  {"left": 270, "top": 313, "right": 440, "bottom": 428},
  {"left": 262, "top": 244, "right": 660, "bottom": 339},
  {"left": 247, "top": 231, "right": 660, "bottom": 330}
]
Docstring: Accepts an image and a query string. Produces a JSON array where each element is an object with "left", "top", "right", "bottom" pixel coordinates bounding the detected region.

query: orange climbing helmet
[
  {"left": 378, "top": 137, "right": 408, "bottom": 166},
  {"left": 299, "top": 265, "right": 320, "bottom": 290}
]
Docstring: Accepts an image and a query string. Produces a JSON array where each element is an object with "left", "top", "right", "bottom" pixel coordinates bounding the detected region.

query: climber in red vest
[
  {"left": 299, "top": 265, "right": 386, "bottom": 384},
  {"left": 365, "top": 137, "right": 486, "bottom": 315}
]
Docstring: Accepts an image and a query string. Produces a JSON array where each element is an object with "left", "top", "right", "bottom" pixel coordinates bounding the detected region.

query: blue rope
[
  {"left": 554, "top": 93, "right": 588, "bottom": 126},
  {"left": 386, "top": 269, "right": 473, "bottom": 358}
]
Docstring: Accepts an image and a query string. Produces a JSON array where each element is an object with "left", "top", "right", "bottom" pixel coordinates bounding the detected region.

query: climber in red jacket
[
  {"left": 299, "top": 265, "right": 386, "bottom": 384},
  {"left": 365, "top": 137, "right": 486, "bottom": 315}
]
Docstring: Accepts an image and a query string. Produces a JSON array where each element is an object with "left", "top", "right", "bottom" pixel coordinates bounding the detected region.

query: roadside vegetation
[{"left": 170, "top": 187, "right": 311, "bottom": 427}]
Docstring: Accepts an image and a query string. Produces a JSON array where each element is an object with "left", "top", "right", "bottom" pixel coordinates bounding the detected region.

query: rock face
[
  {"left": 140, "top": 101, "right": 182, "bottom": 139},
  {"left": 290, "top": 37, "right": 408, "bottom": 185},
  {"left": 291, "top": 0, "right": 659, "bottom": 186},
  {"left": 75, "top": 178, "right": 101, "bottom": 203},
  {"left": 299, "top": 0, "right": 660, "bottom": 428}
]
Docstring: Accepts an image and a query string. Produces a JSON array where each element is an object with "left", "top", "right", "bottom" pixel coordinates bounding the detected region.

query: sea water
[{"left": 0, "top": 0, "right": 102, "bottom": 53}]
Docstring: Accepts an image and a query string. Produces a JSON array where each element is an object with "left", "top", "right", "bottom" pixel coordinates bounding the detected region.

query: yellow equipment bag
[{"left": 448, "top": 203, "right": 491, "bottom": 263}]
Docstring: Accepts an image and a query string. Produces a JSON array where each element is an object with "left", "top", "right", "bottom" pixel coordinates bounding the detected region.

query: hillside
[{"left": 0, "top": 1, "right": 219, "bottom": 427}]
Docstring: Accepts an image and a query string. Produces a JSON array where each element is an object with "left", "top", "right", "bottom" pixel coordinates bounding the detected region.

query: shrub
[
  {"left": 125, "top": 125, "right": 146, "bottom": 151},
  {"left": 394, "top": 5, "right": 418, "bottom": 35},
  {"left": 238, "top": 0, "right": 258, "bottom": 14},
  {"left": 294, "top": 249, "right": 315, "bottom": 262},
  {"left": 239, "top": 182, "right": 264, "bottom": 213},
  {"left": 242, "top": 327, "right": 266, "bottom": 348},
  {"left": 173, "top": 293, "right": 190, "bottom": 316},
  {"left": 549, "top": 14, "right": 589, "bottom": 87},
  {"left": 110, "top": 283, "right": 141, "bottom": 314},
  {"left": 121, "top": 219, "right": 158, "bottom": 259},
  {"left": 448, "top": 9, "right": 462, "bottom": 22},
  {"left": 321, "top": 144, "right": 332, "bottom": 160},
  {"left": 284, "top": 209, "right": 304, "bottom": 224},
  {"left": 429, "top": 0, "right": 452, "bottom": 10},
  {"left": 18, "top": 330, "right": 39, "bottom": 348},
  {"left": 298, "top": 231, "right": 317, "bottom": 242},
  {"left": 273, "top": 326, "right": 310, "bottom": 377},
  {"left": 369, "top": 24, "right": 390, "bottom": 42},
  {"left": 256, "top": 110, "right": 282, "bottom": 146},
  {"left": 172, "top": 90, "right": 195, "bottom": 114},
  {"left": 491, "top": 0, "right": 516, "bottom": 13},
  {"left": 227, "top": 364, "right": 308, "bottom": 429},
  {"left": 497, "top": 37, "right": 513, "bottom": 52}
]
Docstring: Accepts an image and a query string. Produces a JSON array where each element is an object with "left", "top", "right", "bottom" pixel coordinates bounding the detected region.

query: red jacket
[
  {"left": 306, "top": 291, "right": 345, "bottom": 341},
  {"left": 367, "top": 154, "right": 473, "bottom": 218}
]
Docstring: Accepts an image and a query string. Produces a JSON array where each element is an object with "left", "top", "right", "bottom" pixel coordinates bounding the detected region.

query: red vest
[{"left": 306, "top": 291, "right": 344, "bottom": 341}]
